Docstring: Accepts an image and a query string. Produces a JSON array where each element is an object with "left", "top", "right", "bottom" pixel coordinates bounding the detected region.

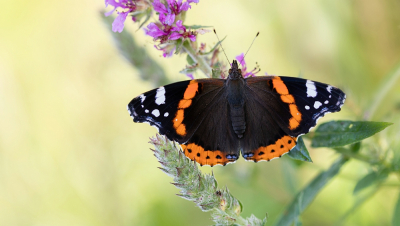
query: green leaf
[
  {"left": 392, "top": 190, "right": 400, "bottom": 226},
  {"left": 185, "top": 25, "right": 212, "bottom": 29},
  {"left": 186, "top": 54, "right": 196, "bottom": 65},
  {"left": 137, "top": 9, "right": 152, "bottom": 30},
  {"left": 274, "top": 156, "right": 348, "bottom": 226},
  {"left": 311, "top": 121, "right": 392, "bottom": 148},
  {"left": 353, "top": 169, "right": 389, "bottom": 194},
  {"left": 179, "top": 67, "right": 197, "bottom": 75},
  {"left": 175, "top": 38, "right": 184, "bottom": 54},
  {"left": 288, "top": 137, "right": 312, "bottom": 162},
  {"left": 201, "top": 36, "right": 226, "bottom": 55},
  {"left": 350, "top": 142, "right": 361, "bottom": 153}
]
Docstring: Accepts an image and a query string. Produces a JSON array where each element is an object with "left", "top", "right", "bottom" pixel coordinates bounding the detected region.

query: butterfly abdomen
[{"left": 227, "top": 79, "right": 246, "bottom": 138}]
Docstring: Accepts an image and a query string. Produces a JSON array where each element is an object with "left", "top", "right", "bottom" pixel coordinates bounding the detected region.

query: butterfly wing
[
  {"left": 241, "top": 76, "right": 346, "bottom": 162},
  {"left": 128, "top": 79, "right": 240, "bottom": 166}
]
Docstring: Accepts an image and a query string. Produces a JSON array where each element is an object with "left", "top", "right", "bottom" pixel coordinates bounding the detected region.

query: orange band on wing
[
  {"left": 244, "top": 136, "right": 297, "bottom": 162},
  {"left": 181, "top": 143, "right": 236, "bottom": 166},
  {"left": 272, "top": 77, "right": 302, "bottom": 130},
  {"left": 173, "top": 109, "right": 186, "bottom": 136},
  {"left": 172, "top": 81, "right": 199, "bottom": 136},
  {"left": 178, "top": 99, "right": 192, "bottom": 109},
  {"left": 183, "top": 80, "right": 199, "bottom": 99}
]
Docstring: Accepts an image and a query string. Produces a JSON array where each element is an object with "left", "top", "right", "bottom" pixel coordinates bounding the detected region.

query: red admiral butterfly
[{"left": 128, "top": 60, "right": 346, "bottom": 166}]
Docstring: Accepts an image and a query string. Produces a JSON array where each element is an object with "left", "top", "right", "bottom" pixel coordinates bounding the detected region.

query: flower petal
[
  {"left": 104, "top": 6, "right": 117, "bottom": 17},
  {"left": 186, "top": 73, "right": 194, "bottom": 79},
  {"left": 144, "top": 23, "right": 166, "bottom": 38},
  {"left": 164, "top": 13, "right": 175, "bottom": 26},
  {"left": 169, "top": 33, "right": 183, "bottom": 40},
  {"left": 236, "top": 53, "right": 246, "bottom": 71},
  {"left": 153, "top": 0, "right": 168, "bottom": 13},
  {"left": 112, "top": 11, "right": 129, "bottom": 33},
  {"left": 189, "top": 34, "right": 196, "bottom": 42},
  {"left": 179, "top": 2, "right": 190, "bottom": 11}
]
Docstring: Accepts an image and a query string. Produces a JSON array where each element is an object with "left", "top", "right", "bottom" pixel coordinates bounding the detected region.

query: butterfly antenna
[
  {"left": 241, "top": 32, "right": 260, "bottom": 65},
  {"left": 213, "top": 29, "right": 230, "bottom": 63}
]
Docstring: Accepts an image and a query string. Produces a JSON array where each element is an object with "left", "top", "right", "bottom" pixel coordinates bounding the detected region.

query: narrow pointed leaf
[
  {"left": 288, "top": 137, "right": 312, "bottom": 162},
  {"left": 201, "top": 36, "right": 226, "bottom": 55},
  {"left": 186, "top": 54, "right": 196, "bottom": 65},
  {"left": 311, "top": 121, "right": 392, "bottom": 147},
  {"left": 353, "top": 170, "right": 389, "bottom": 194},
  {"left": 185, "top": 25, "right": 212, "bottom": 29},
  {"left": 274, "top": 156, "right": 348, "bottom": 226}
]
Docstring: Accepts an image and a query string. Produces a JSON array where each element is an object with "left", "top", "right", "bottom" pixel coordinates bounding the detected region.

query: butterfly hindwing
[
  {"left": 178, "top": 79, "right": 241, "bottom": 166},
  {"left": 240, "top": 76, "right": 298, "bottom": 162}
]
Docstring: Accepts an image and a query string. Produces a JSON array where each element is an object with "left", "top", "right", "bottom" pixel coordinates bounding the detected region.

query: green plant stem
[
  {"left": 182, "top": 40, "right": 212, "bottom": 77},
  {"left": 364, "top": 62, "right": 400, "bottom": 120}
]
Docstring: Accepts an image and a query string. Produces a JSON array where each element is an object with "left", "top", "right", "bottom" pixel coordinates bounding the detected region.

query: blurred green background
[{"left": 1, "top": 0, "right": 400, "bottom": 225}]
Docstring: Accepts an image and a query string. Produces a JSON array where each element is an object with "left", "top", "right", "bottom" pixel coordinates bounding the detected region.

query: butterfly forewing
[
  {"left": 277, "top": 76, "right": 346, "bottom": 136},
  {"left": 128, "top": 80, "right": 195, "bottom": 141}
]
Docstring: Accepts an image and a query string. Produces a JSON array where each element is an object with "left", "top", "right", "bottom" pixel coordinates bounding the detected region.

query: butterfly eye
[
  {"left": 229, "top": 69, "right": 232, "bottom": 73},
  {"left": 239, "top": 69, "right": 242, "bottom": 74}
]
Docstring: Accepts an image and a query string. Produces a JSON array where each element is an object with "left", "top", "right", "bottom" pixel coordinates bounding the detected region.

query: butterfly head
[{"left": 228, "top": 60, "right": 243, "bottom": 79}]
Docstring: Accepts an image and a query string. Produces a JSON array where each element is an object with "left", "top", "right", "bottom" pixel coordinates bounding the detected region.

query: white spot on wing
[
  {"left": 145, "top": 109, "right": 149, "bottom": 113},
  {"left": 324, "top": 100, "right": 329, "bottom": 104},
  {"left": 155, "top": 87, "right": 166, "bottom": 105},
  {"left": 305, "top": 105, "right": 310, "bottom": 110},
  {"left": 139, "top": 94, "right": 146, "bottom": 103},
  {"left": 306, "top": 80, "right": 317, "bottom": 97},
  {"left": 152, "top": 109, "right": 160, "bottom": 117},
  {"left": 314, "top": 101, "right": 322, "bottom": 109},
  {"left": 164, "top": 112, "right": 169, "bottom": 117},
  {"left": 327, "top": 85, "right": 333, "bottom": 93},
  {"left": 127, "top": 105, "right": 134, "bottom": 119},
  {"left": 329, "top": 95, "right": 332, "bottom": 98}
]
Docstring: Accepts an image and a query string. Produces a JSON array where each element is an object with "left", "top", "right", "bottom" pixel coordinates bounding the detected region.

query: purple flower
[
  {"left": 170, "top": 20, "right": 196, "bottom": 42},
  {"left": 105, "top": 0, "right": 137, "bottom": 33},
  {"left": 186, "top": 73, "right": 194, "bottom": 79},
  {"left": 144, "top": 0, "right": 199, "bottom": 57},
  {"left": 159, "top": 13, "right": 175, "bottom": 26},
  {"left": 112, "top": 12, "right": 129, "bottom": 32},
  {"left": 235, "top": 53, "right": 259, "bottom": 78},
  {"left": 144, "top": 23, "right": 168, "bottom": 38}
]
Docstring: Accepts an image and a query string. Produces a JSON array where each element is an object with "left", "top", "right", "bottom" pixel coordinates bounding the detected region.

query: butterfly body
[{"left": 128, "top": 60, "right": 346, "bottom": 166}]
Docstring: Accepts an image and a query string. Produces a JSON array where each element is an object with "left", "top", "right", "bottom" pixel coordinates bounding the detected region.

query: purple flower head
[
  {"left": 169, "top": 20, "right": 196, "bottom": 42},
  {"left": 105, "top": 0, "right": 138, "bottom": 33},
  {"left": 235, "top": 53, "right": 259, "bottom": 78}
]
